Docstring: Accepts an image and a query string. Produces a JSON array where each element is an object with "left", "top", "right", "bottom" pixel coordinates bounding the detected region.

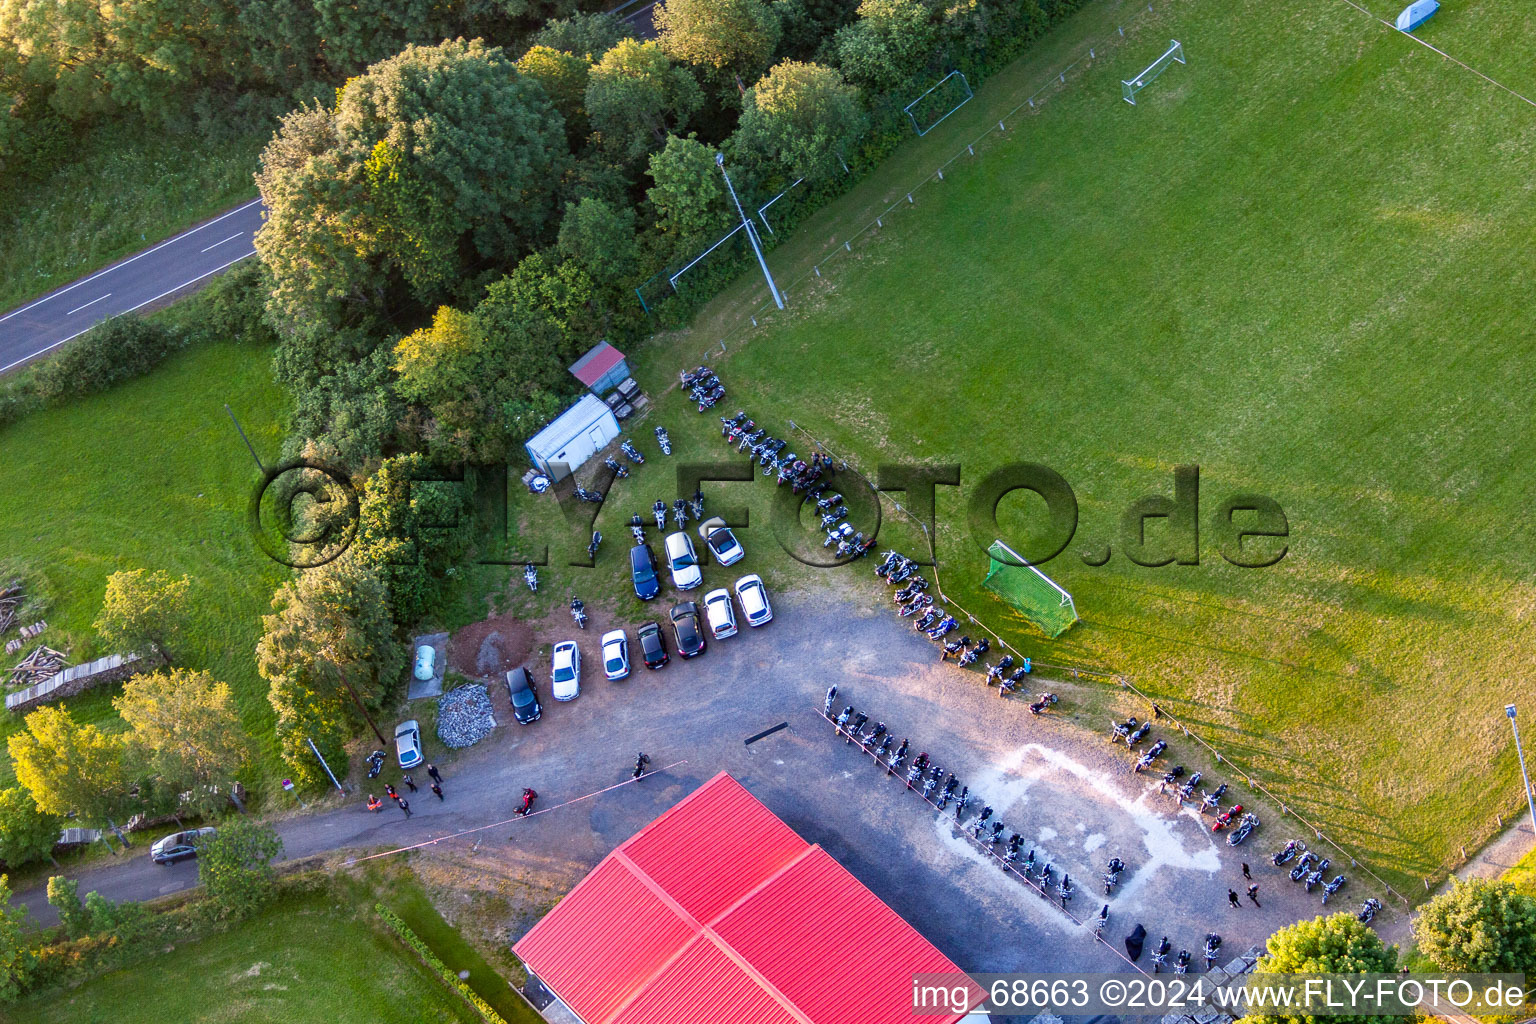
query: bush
[
  {"left": 33, "top": 315, "right": 186, "bottom": 402},
  {"left": 196, "top": 817, "right": 282, "bottom": 920},
  {"left": 374, "top": 903, "right": 508, "bottom": 1024}
]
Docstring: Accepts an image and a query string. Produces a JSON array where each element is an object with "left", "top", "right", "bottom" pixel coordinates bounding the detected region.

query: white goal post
[{"left": 1123, "top": 40, "right": 1185, "bottom": 105}]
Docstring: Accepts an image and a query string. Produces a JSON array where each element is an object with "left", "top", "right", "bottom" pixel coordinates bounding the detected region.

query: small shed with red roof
[
  {"left": 512, "top": 772, "right": 983, "bottom": 1024},
  {"left": 568, "top": 340, "right": 630, "bottom": 396}
]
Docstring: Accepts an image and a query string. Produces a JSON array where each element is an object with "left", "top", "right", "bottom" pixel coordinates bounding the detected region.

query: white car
[
  {"left": 697, "top": 517, "right": 744, "bottom": 567},
  {"left": 551, "top": 641, "right": 581, "bottom": 700},
  {"left": 395, "top": 719, "right": 423, "bottom": 769},
  {"left": 734, "top": 574, "right": 773, "bottom": 626},
  {"left": 601, "top": 629, "right": 630, "bottom": 680},
  {"left": 703, "top": 588, "right": 737, "bottom": 639},
  {"left": 664, "top": 531, "right": 703, "bottom": 590}
]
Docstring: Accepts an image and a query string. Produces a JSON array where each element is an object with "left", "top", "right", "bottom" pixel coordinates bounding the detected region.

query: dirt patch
[{"left": 447, "top": 613, "right": 534, "bottom": 679}]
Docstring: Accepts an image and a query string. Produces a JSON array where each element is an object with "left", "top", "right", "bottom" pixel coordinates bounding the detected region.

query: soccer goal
[
  {"left": 905, "top": 71, "right": 974, "bottom": 136},
  {"left": 983, "top": 539, "right": 1079, "bottom": 638},
  {"left": 1122, "top": 40, "right": 1185, "bottom": 105}
]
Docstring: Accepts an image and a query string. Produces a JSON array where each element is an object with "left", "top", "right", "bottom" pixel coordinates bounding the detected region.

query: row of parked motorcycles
[
  {"left": 682, "top": 365, "right": 725, "bottom": 411},
  {"left": 718, "top": 409, "right": 878, "bottom": 560},
  {"left": 1269, "top": 840, "right": 1375, "bottom": 918},
  {"left": 822, "top": 686, "right": 1239, "bottom": 972},
  {"left": 1104, "top": 716, "right": 1260, "bottom": 847},
  {"left": 877, "top": 552, "right": 1061, "bottom": 713}
]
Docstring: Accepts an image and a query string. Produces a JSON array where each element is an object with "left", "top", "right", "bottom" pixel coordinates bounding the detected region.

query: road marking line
[
  {"left": 66, "top": 293, "right": 111, "bottom": 315},
  {"left": 0, "top": 250, "right": 255, "bottom": 374},
  {"left": 0, "top": 197, "right": 263, "bottom": 324},
  {"left": 200, "top": 232, "right": 244, "bottom": 253}
]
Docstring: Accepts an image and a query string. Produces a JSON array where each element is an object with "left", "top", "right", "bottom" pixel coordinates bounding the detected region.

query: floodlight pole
[
  {"left": 1508, "top": 705, "right": 1536, "bottom": 834},
  {"left": 717, "top": 152, "right": 784, "bottom": 310}
]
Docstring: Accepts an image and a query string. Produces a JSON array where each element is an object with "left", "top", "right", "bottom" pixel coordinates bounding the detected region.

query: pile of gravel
[{"left": 436, "top": 684, "right": 496, "bottom": 748}]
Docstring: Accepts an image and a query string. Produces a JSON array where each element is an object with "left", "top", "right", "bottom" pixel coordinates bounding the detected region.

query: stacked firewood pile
[{"left": 9, "top": 645, "right": 66, "bottom": 688}]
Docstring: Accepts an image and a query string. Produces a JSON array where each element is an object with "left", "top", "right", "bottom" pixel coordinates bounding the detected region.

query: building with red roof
[{"left": 513, "top": 772, "right": 983, "bottom": 1024}]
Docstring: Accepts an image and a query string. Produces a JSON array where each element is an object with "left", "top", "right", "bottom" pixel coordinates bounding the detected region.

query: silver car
[{"left": 395, "top": 719, "right": 424, "bottom": 769}]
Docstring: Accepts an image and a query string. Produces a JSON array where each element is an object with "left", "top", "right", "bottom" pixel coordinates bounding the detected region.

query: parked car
[
  {"left": 413, "top": 644, "right": 435, "bottom": 681},
  {"left": 601, "top": 629, "right": 631, "bottom": 680},
  {"left": 630, "top": 543, "right": 661, "bottom": 601},
  {"left": 395, "top": 719, "right": 423, "bottom": 768},
  {"left": 504, "top": 666, "right": 542, "bottom": 724},
  {"left": 551, "top": 641, "right": 581, "bottom": 700},
  {"left": 697, "top": 517, "right": 744, "bottom": 567},
  {"left": 703, "top": 588, "right": 738, "bottom": 639},
  {"left": 664, "top": 531, "right": 702, "bottom": 590},
  {"left": 734, "top": 574, "right": 773, "bottom": 626},
  {"left": 150, "top": 827, "right": 216, "bottom": 865},
  {"left": 638, "top": 621, "right": 669, "bottom": 669},
  {"left": 669, "top": 602, "right": 706, "bottom": 658}
]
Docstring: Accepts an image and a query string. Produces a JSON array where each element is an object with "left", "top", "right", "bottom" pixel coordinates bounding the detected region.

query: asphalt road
[
  {"left": 12, "top": 584, "right": 1408, "bottom": 1007},
  {"left": 0, "top": 197, "right": 264, "bottom": 373}
]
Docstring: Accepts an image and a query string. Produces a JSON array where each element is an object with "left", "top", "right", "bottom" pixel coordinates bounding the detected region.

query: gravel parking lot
[{"left": 464, "top": 580, "right": 1392, "bottom": 1004}]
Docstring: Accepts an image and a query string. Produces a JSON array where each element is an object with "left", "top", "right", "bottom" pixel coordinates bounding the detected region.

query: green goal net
[{"left": 983, "top": 539, "right": 1079, "bottom": 638}]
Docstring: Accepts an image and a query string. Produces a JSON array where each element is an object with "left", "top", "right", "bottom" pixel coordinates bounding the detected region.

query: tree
[
  {"left": 585, "top": 40, "right": 702, "bottom": 164},
  {"left": 267, "top": 674, "right": 351, "bottom": 792},
  {"left": 0, "top": 787, "right": 61, "bottom": 870},
  {"left": 197, "top": 817, "right": 282, "bottom": 920},
  {"left": 533, "top": 12, "right": 630, "bottom": 60},
  {"left": 647, "top": 134, "right": 730, "bottom": 243},
  {"left": 392, "top": 299, "right": 568, "bottom": 463},
  {"left": 517, "top": 45, "right": 590, "bottom": 143},
  {"left": 114, "top": 668, "right": 251, "bottom": 820},
  {"left": 655, "top": 0, "right": 782, "bottom": 87},
  {"left": 353, "top": 453, "right": 472, "bottom": 624},
  {"left": 93, "top": 568, "right": 190, "bottom": 662},
  {"left": 1241, "top": 913, "right": 1400, "bottom": 1024},
  {"left": 558, "top": 197, "right": 640, "bottom": 282},
  {"left": 7, "top": 707, "right": 137, "bottom": 848},
  {"left": 0, "top": 874, "right": 33, "bottom": 1002},
  {"left": 257, "top": 553, "right": 404, "bottom": 722},
  {"left": 1415, "top": 878, "right": 1536, "bottom": 974},
  {"left": 834, "top": 0, "right": 937, "bottom": 92},
  {"left": 46, "top": 875, "right": 88, "bottom": 940},
  {"left": 738, "top": 61, "right": 866, "bottom": 180},
  {"left": 257, "top": 40, "right": 570, "bottom": 331}
]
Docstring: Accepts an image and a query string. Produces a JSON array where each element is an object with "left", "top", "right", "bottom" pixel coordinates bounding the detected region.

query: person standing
[
  {"left": 398, "top": 797, "right": 412, "bottom": 819},
  {"left": 1227, "top": 889, "right": 1242, "bottom": 909},
  {"left": 1241, "top": 863, "right": 1252, "bottom": 880},
  {"left": 402, "top": 774, "right": 417, "bottom": 793},
  {"left": 384, "top": 782, "right": 398, "bottom": 802},
  {"left": 1247, "top": 884, "right": 1260, "bottom": 907},
  {"left": 426, "top": 763, "right": 443, "bottom": 785},
  {"left": 430, "top": 781, "right": 444, "bottom": 801}
]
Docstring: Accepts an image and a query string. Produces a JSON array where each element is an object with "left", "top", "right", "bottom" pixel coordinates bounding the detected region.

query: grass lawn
[
  {"left": 618, "top": 0, "right": 1536, "bottom": 894},
  {"left": 0, "top": 115, "right": 267, "bottom": 312},
  {"left": 5, "top": 888, "right": 480, "bottom": 1024},
  {"left": 0, "top": 334, "right": 288, "bottom": 789}
]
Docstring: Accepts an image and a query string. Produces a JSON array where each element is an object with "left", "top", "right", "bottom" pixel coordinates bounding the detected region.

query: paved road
[
  {"left": 608, "top": 0, "right": 659, "bottom": 39},
  {"left": 13, "top": 584, "right": 1408, "bottom": 999},
  {"left": 0, "top": 197, "right": 264, "bottom": 373}
]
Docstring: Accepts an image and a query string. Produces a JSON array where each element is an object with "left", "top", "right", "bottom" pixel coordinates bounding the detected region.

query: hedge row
[{"left": 373, "top": 903, "right": 509, "bottom": 1024}]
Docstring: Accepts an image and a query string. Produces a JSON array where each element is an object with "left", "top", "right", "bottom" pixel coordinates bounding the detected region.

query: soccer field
[{"left": 652, "top": 0, "right": 1536, "bottom": 891}]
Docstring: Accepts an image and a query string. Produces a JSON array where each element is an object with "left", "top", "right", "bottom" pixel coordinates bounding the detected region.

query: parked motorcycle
[
  {"left": 1126, "top": 721, "right": 1152, "bottom": 747},
  {"left": 1358, "top": 898, "right": 1381, "bottom": 924},
  {"left": 846, "top": 712, "right": 868, "bottom": 746},
  {"left": 655, "top": 426, "right": 672, "bottom": 455},
  {"left": 587, "top": 531, "right": 602, "bottom": 560},
  {"left": 1029, "top": 692, "right": 1058, "bottom": 715},
  {"left": 621, "top": 439, "right": 644, "bottom": 464},
  {"left": 1273, "top": 840, "right": 1305, "bottom": 867},
  {"left": 926, "top": 615, "right": 958, "bottom": 640},
  {"left": 1204, "top": 933, "right": 1223, "bottom": 970},
  {"left": 1103, "top": 857, "right": 1125, "bottom": 894},
  {"left": 957, "top": 637, "right": 989, "bottom": 665},
  {"left": 1291, "top": 852, "right": 1317, "bottom": 882},
  {"left": 1200, "top": 783, "right": 1229, "bottom": 815},
  {"left": 941, "top": 635, "right": 972, "bottom": 662},
  {"left": 985, "top": 655, "right": 1015, "bottom": 686},
  {"left": 1212, "top": 804, "right": 1244, "bottom": 832},
  {"left": 603, "top": 456, "right": 629, "bottom": 478},
  {"left": 822, "top": 685, "right": 837, "bottom": 716},
  {"left": 524, "top": 563, "right": 538, "bottom": 591},
  {"left": 1321, "top": 874, "right": 1346, "bottom": 904},
  {"left": 653, "top": 500, "right": 668, "bottom": 529},
  {"left": 366, "top": 750, "right": 386, "bottom": 779},
  {"left": 570, "top": 596, "right": 588, "bottom": 630},
  {"left": 1110, "top": 717, "right": 1139, "bottom": 745},
  {"left": 1174, "top": 950, "right": 1190, "bottom": 975},
  {"left": 575, "top": 486, "right": 603, "bottom": 503},
  {"left": 1151, "top": 937, "right": 1170, "bottom": 973},
  {"left": 1227, "top": 812, "right": 1259, "bottom": 846},
  {"left": 1178, "top": 772, "right": 1203, "bottom": 803},
  {"left": 1134, "top": 739, "right": 1167, "bottom": 772}
]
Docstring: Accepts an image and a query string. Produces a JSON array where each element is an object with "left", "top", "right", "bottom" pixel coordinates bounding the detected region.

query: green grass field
[
  {"left": 0, "top": 335, "right": 287, "bottom": 789},
  {"left": 6, "top": 888, "right": 481, "bottom": 1024},
  {"left": 0, "top": 116, "right": 266, "bottom": 312},
  {"left": 629, "top": 0, "right": 1536, "bottom": 892}
]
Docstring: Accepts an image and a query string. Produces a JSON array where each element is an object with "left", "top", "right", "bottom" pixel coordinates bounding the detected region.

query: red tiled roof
[
  {"left": 513, "top": 773, "right": 981, "bottom": 1024},
  {"left": 569, "top": 341, "right": 626, "bottom": 386}
]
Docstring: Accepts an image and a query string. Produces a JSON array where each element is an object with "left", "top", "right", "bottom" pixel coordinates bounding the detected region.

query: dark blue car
[{"left": 631, "top": 543, "right": 660, "bottom": 600}]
